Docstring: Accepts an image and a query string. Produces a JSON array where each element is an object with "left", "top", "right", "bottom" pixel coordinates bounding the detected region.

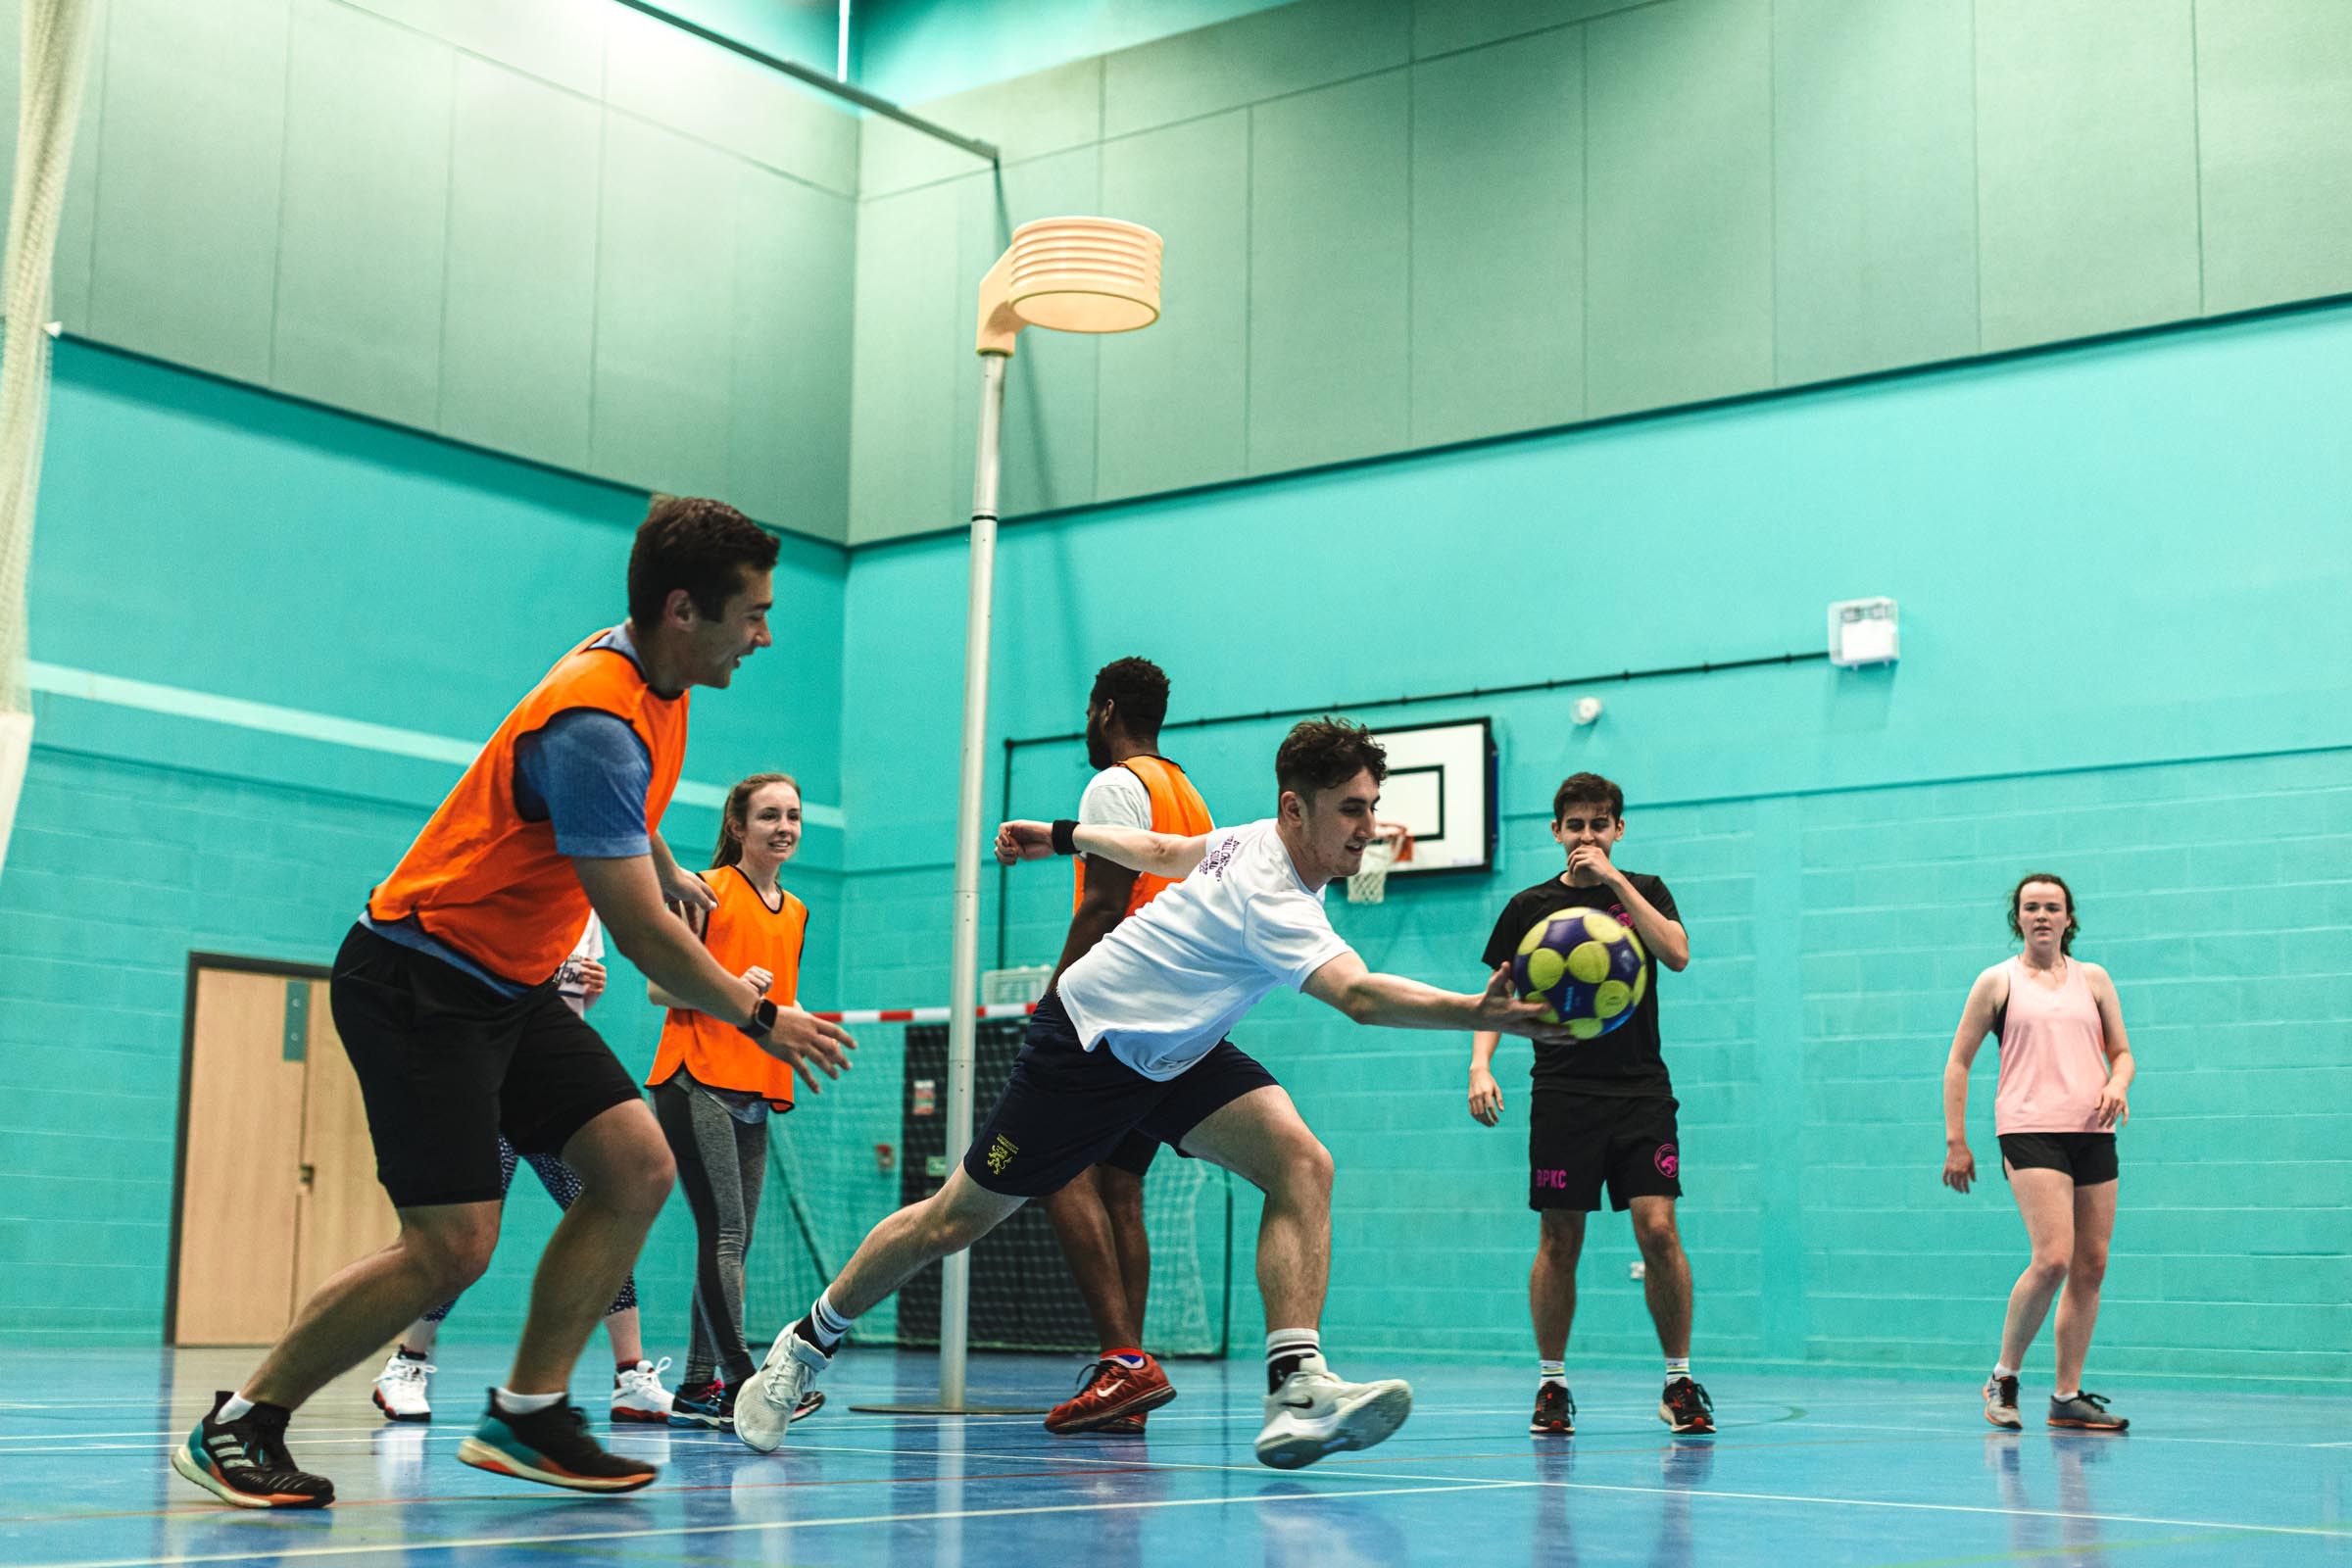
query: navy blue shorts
[{"left": 963, "top": 992, "right": 1278, "bottom": 1198}]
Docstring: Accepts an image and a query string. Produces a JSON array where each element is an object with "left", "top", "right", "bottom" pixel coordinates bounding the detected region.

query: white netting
[
  {"left": 1347, "top": 827, "right": 1413, "bottom": 904},
  {"left": 0, "top": 0, "right": 99, "bottom": 877}
]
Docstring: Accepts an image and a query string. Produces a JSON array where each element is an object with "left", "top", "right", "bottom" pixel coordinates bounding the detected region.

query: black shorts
[
  {"left": 1530, "top": 1092, "right": 1682, "bottom": 1212},
  {"left": 330, "top": 923, "right": 644, "bottom": 1208},
  {"left": 964, "top": 991, "right": 1277, "bottom": 1198},
  {"left": 1102, "top": 1131, "right": 1159, "bottom": 1179},
  {"left": 1999, "top": 1131, "right": 2118, "bottom": 1186}
]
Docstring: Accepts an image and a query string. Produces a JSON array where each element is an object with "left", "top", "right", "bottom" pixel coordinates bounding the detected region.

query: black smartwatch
[{"left": 737, "top": 997, "right": 778, "bottom": 1039}]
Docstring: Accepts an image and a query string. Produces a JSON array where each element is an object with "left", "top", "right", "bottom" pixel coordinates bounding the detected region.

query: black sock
[
  {"left": 397, "top": 1346, "right": 429, "bottom": 1362},
  {"left": 1266, "top": 1329, "right": 1320, "bottom": 1393},
  {"left": 795, "top": 1313, "right": 843, "bottom": 1354}
]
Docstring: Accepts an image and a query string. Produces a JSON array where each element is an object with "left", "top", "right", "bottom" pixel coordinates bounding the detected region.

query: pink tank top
[{"left": 1994, "top": 956, "right": 2109, "bottom": 1135}]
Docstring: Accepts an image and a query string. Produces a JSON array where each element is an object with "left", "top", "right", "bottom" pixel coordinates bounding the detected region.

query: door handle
[{"left": 298, "top": 1164, "right": 316, "bottom": 1188}]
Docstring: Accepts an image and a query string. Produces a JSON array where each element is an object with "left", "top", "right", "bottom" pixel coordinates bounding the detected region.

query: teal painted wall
[
  {"left": 831, "top": 303, "right": 2352, "bottom": 1383},
  {"left": 845, "top": 0, "right": 2352, "bottom": 543},
  {"left": 0, "top": 343, "right": 850, "bottom": 1346}
]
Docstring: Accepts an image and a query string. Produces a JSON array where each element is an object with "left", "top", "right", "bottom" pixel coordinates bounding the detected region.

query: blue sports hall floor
[{"left": 2, "top": 1348, "right": 2342, "bottom": 1566}]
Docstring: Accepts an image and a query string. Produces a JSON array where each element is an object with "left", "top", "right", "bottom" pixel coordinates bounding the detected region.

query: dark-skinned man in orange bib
[{"left": 1039, "top": 658, "right": 1214, "bottom": 1435}]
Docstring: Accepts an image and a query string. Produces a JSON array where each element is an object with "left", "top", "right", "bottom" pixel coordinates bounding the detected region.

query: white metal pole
[{"left": 939, "top": 350, "right": 1007, "bottom": 1409}]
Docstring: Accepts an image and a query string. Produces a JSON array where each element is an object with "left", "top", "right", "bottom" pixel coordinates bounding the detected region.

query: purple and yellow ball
[{"left": 1512, "top": 907, "right": 1648, "bottom": 1039}]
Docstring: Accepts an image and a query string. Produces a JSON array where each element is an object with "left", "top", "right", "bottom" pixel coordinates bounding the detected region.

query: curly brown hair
[
  {"left": 1275, "top": 717, "right": 1387, "bottom": 804},
  {"left": 2007, "top": 871, "right": 2080, "bottom": 955}
]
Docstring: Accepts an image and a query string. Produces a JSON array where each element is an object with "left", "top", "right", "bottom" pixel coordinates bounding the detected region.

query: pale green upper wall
[
  {"left": 843, "top": 0, "right": 2352, "bottom": 544},
  {"left": 0, "top": 0, "right": 861, "bottom": 543}
]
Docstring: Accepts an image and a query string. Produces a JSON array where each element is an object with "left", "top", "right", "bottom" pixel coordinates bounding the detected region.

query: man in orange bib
[
  {"left": 1041, "top": 658, "right": 1213, "bottom": 1435},
  {"left": 171, "top": 499, "right": 853, "bottom": 1510}
]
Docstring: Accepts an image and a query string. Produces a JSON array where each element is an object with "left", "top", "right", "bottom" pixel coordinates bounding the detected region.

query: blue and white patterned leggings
[{"left": 420, "top": 1137, "right": 638, "bottom": 1324}]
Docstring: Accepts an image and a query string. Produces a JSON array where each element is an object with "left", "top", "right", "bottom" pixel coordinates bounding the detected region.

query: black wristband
[
  {"left": 1051, "top": 818, "right": 1080, "bottom": 856},
  {"left": 737, "top": 997, "right": 778, "bottom": 1039}
]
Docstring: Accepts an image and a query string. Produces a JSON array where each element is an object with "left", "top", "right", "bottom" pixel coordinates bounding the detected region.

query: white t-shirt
[
  {"left": 555, "top": 913, "right": 605, "bottom": 1015},
  {"left": 1076, "top": 765, "right": 1154, "bottom": 843},
  {"left": 1057, "top": 818, "right": 1354, "bottom": 1081}
]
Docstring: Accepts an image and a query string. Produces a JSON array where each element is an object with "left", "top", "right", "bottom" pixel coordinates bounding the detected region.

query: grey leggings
[{"left": 653, "top": 1076, "right": 770, "bottom": 1387}]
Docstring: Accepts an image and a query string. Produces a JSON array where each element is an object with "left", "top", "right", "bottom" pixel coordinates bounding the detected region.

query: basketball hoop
[{"left": 1348, "top": 824, "right": 1414, "bottom": 904}]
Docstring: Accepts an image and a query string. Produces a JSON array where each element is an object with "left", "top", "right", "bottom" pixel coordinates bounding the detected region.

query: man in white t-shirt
[{"left": 734, "top": 719, "right": 1570, "bottom": 1467}]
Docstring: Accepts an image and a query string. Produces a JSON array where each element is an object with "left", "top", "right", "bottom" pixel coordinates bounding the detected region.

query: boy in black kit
[{"left": 1466, "top": 772, "right": 1714, "bottom": 1436}]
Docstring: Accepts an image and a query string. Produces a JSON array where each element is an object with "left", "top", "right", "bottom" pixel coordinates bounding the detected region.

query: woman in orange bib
[{"left": 647, "top": 773, "right": 818, "bottom": 1429}]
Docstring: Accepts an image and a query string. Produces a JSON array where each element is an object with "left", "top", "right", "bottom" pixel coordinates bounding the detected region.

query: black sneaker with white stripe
[{"left": 171, "top": 1393, "right": 335, "bottom": 1509}]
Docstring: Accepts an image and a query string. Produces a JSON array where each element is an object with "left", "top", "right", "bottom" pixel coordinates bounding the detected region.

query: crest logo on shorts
[
  {"left": 986, "top": 1134, "right": 1018, "bottom": 1176},
  {"left": 1654, "top": 1143, "right": 1679, "bottom": 1178}
]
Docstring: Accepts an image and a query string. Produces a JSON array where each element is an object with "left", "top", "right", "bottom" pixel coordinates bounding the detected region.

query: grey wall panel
[
  {"left": 864, "top": 57, "right": 1100, "bottom": 199},
  {"left": 1412, "top": 0, "right": 1647, "bottom": 60},
  {"left": 270, "top": 1, "right": 453, "bottom": 428},
  {"left": 1584, "top": 0, "right": 1774, "bottom": 416},
  {"left": 1773, "top": 0, "right": 1977, "bottom": 386},
  {"left": 439, "top": 57, "right": 601, "bottom": 472},
  {"left": 84, "top": 0, "right": 290, "bottom": 383},
  {"left": 606, "top": 4, "right": 858, "bottom": 197},
  {"left": 1096, "top": 111, "right": 1250, "bottom": 502},
  {"left": 1976, "top": 0, "right": 2200, "bottom": 351},
  {"left": 847, "top": 179, "right": 963, "bottom": 545},
  {"left": 591, "top": 114, "right": 738, "bottom": 499},
  {"left": 1247, "top": 71, "right": 1412, "bottom": 474},
  {"left": 1105, "top": 0, "right": 1411, "bottom": 139},
  {"left": 732, "top": 167, "right": 856, "bottom": 541},
  {"left": 1410, "top": 27, "right": 1584, "bottom": 447},
  {"left": 343, "top": 0, "right": 606, "bottom": 97},
  {"left": 2196, "top": 0, "right": 2352, "bottom": 315}
]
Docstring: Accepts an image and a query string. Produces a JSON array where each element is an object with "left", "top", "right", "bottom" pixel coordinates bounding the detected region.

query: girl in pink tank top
[
  {"left": 1993, "top": 955, "right": 2110, "bottom": 1134},
  {"left": 1938, "top": 874, "right": 2137, "bottom": 1434}
]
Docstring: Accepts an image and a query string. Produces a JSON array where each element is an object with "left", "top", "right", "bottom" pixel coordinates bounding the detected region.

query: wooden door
[
  {"left": 172, "top": 963, "right": 397, "bottom": 1345},
  {"left": 292, "top": 978, "right": 399, "bottom": 1304},
  {"left": 172, "top": 971, "right": 309, "bottom": 1345}
]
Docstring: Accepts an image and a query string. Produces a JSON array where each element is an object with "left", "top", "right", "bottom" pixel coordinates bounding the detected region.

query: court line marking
[
  {"left": 2, "top": 1479, "right": 1532, "bottom": 1568},
  {"left": 1530, "top": 1481, "right": 2348, "bottom": 1541}
]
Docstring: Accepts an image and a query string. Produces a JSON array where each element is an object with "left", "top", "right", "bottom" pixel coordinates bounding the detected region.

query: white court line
[
  {"left": 1535, "top": 1480, "right": 2346, "bottom": 1541},
  {"left": 4, "top": 1479, "right": 1530, "bottom": 1568}
]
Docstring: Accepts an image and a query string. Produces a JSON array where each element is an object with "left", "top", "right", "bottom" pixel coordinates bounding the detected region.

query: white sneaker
[
  {"left": 612, "top": 1357, "right": 674, "bottom": 1424},
  {"left": 736, "top": 1327, "right": 830, "bottom": 1452},
  {"left": 1254, "top": 1352, "right": 1412, "bottom": 1470},
  {"left": 372, "top": 1352, "right": 434, "bottom": 1423}
]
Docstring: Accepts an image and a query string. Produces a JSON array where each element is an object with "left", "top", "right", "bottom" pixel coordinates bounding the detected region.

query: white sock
[
  {"left": 2053, "top": 1388, "right": 2080, "bottom": 1401},
  {"left": 1665, "top": 1357, "right": 1690, "bottom": 1384},
  {"left": 1992, "top": 1363, "right": 2018, "bottom": 1380},
  {"left": 807, "top": 1289, "right": 854, "bottom": 1349},
  {"left": 1540, "top": 1359, "right": 1567, "bottom": 1388},
  {"left": 1266, "top": 1327, "right": 1320, "bottom": 1391},
  {"left": 494, "top": 1388, "right": 564, "bottom": 1415},
  {"left": 217, "top": 1393, "right": 256, "bottom": 1421}
]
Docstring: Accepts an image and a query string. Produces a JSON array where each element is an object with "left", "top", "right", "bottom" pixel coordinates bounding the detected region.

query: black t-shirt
[{"left": 1480, "top": 872, "right": 1680, "bottom": 1098}]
